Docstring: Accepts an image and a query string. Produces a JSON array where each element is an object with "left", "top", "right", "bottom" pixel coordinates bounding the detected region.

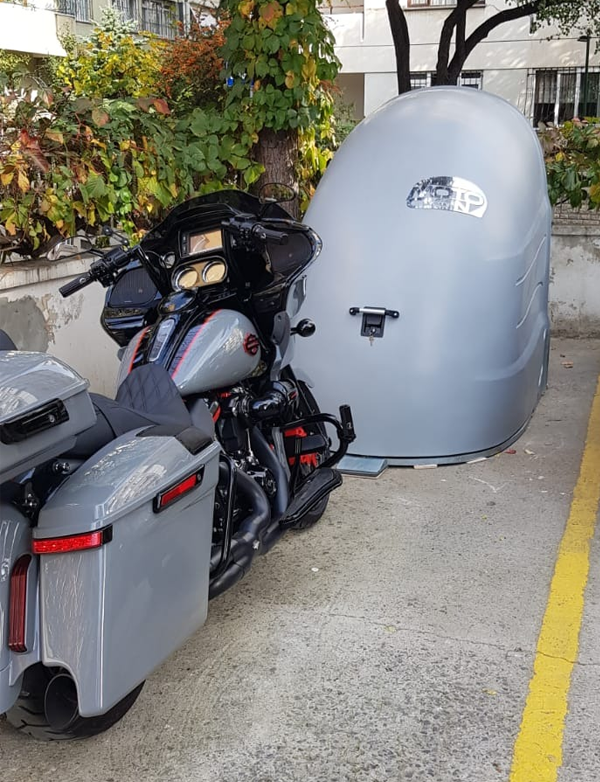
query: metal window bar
[
  {"left": 410, "top": 71, "right": 482, "bottom": 90},
  {"left": 459, "top": 71, "right": 482, "bottom": 89},
  {"left": 112, "top": 0, "right": 138, "bottom": 22},
  {"left": 141, "top": 0, "right": 178, "bottom": 38},
  {"left": 407, "top": 0, "right": 484, "bottom": 6},
  {"left": 529, "top": 67, "right": 600, "bottom": 125},
  {"left": 56, "top": 0, "right": 92, "bottom": 20},
  {"left": 410, "top": 72, "right": 430, "bottom": 90}
]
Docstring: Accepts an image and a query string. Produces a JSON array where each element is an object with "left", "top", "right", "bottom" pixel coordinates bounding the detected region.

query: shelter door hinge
[{"left": 349, "top": 306, "right": 399, "bottom": 340}]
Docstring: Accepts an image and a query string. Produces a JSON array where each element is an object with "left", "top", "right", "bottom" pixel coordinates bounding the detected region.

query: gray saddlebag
[
  {"left": 35, "top": 429, "right": 220, "bottom": 717},
  {"left": 0, "top": 351, "right": 96, "bottom": 483}
]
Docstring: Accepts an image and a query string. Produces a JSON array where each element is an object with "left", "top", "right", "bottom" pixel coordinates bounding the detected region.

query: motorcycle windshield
[{"left": 141, "top": 190, "right": 291, "bottom": 247}]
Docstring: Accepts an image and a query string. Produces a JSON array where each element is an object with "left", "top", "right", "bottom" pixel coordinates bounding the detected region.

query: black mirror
[
  {"left": 46, "top": 236, "right": 94, "bottom": 261},
  {"left": 101, "top": 225, "right": 130, "bottom": 246},
  {"left": 258, "top": 182, "right": 296, "bottom": 205}
]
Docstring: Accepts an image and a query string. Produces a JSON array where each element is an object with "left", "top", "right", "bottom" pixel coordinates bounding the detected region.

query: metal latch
[{"left": 349, "top": 306, "right": 399, "bottom": 340}]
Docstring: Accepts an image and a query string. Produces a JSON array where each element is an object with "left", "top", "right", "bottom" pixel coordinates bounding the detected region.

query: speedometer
[
  {"left": 202, "top": 260, "right": 227, "bottom": 284},
  {"left": 172, "top": 259, "right": 227, "bottom": 291},
  {"left": 175, "top": 267, "right": 201, "bottom": 290}
]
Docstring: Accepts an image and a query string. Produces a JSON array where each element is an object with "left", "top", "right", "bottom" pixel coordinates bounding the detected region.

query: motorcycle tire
[
  {"left": 290, "top": 380, "right": 331, "bottom": 531},
  {"left": 6, "top": 664, "right": 144, "bottom": 741}
]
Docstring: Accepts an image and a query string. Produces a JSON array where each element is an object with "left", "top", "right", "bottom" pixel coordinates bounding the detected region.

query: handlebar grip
[
  {"left": 253, "top": 226, "right": 289, "bottom": 246},
  {"left": 59, "top": 272, "right": 93, "bottom": 298}
]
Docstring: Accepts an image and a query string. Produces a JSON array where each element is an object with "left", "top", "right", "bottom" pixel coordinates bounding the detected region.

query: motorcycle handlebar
[
  {"left": 59, "top": 245, "right": 133, "bottom": 298},
  {"left": 59, "top": 272, "right": 94, "bottom": 298},
  {"left": 252, "top": 226, "right": 289, "bottom": 246},
  {"left": 222, "top": 216, "right": 290, "bottom": 249}
]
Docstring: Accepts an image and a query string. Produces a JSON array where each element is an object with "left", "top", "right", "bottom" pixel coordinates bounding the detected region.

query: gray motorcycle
[{"left": 0, "top": 186, "right": 355, "bottom": 740}]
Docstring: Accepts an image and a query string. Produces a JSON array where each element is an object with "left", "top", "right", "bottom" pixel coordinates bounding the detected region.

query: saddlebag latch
[{"left": 349, "top": 306, "right": 399, "bottom": 339}]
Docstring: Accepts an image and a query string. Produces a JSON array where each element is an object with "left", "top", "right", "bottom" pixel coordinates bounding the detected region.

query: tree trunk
[
  {"left": 386, "top": 0, "right": 411, "bottom": 95},
  {"left": 434, "top": 0, "right": 480, "bottom": 86},
  {"left": 448, "top": 9, "right": 466, "bottom": 85},
  {"left": 255, "top": 128, "right": 300, "bottom": 218}
]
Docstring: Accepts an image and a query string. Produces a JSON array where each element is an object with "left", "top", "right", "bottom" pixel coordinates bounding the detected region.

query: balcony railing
[{"left": 55, "top": 0, "right": 92, "bottom": 21}]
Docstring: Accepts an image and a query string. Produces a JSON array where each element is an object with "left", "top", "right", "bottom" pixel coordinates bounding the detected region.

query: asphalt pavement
[{"left": 1, "top": 337, "right": 599, "bottom": 782}]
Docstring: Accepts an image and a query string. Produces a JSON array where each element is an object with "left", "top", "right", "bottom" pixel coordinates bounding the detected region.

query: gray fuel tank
[
  {"left": 296, "top": 87, "right": 551, "bottom": 464},
  {"left": 169, "top": 309, "right": 262, "bottom": 395}
]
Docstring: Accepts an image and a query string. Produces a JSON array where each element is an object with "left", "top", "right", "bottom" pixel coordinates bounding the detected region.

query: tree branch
[
  {"left": 386, "top": 0, "right": 411, "bottom": 94},
  {"left": 435, "top": 0, "right": 480, "bottom": 85},
  {"left": 446, "top": 0, "right": 573, "bottom": 75}
]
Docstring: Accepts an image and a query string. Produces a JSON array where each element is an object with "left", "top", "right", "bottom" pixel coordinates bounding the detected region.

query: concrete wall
[
  {"left": 549, "top": 217, "right": 600, "bottom": 337},
  {"left": 0, "top": 259, "right": 120, "bottom": 395}
]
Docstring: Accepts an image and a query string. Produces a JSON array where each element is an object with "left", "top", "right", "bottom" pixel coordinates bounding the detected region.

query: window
[
  {"left": 580, "top": 72, "right": 600, "bottom": 118},
  {"left": 407, "top": 0, "right": 485, "bottom": 7},
  {"left": 460, "top": 71, "right": 482, "bottom": 89},
  {"left": 113, "top": 0, "right": 138, "bottom": 23},
  {"left": 56, "top": 0, "right": 92, "bottom": 21},
  {"left": 410, "top": 71, "right": 483, "bottom": 90},
  {"left": 141, "top": 0, "right": 179, "bottom": 38},
  {"left": 410, "top": 72, "right": 430, "bottom": 90},
  {"left": 532, "top": 68, "right": 600, "bottom": 125}
]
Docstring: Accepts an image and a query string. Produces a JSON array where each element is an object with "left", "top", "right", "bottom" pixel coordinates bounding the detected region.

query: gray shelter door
[{"left": 296, "top": 88, "right": 551, "bottom": 463}]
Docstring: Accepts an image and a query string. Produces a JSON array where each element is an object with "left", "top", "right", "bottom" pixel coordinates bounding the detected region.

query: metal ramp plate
[{"left": 337, "top": 455, "right": 388, "bottom": 478}]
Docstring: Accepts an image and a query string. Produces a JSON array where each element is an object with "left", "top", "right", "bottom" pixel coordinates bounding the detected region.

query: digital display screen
[{"left": 188, "top": 229, "right": 222, "bottom": 255}]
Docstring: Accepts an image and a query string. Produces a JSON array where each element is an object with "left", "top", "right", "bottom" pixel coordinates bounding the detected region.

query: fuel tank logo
[
  {"left": 407, "top": 176, "right": 488, "bottom": 218},
  {"left": 243, "top": 333, "right": 260, "bottom": 356}
]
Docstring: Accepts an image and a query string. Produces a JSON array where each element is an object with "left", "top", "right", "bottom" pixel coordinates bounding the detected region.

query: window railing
[
  {"left": 113, "top": 0, "right": 138, "bottom": 23},
  {"left": 141, "top": 0, "right": 178, "bottom": 39},
  {"left": 407, "top": 0, "right": 485, "bottom": 8},
  {"left": 527, "top": 67, "right": 600, "bottom": 126},
  {"left": 409, "top": 71, "right": 483, "bottom": 90},
  {"left": 55, "top": 0, "right": 92, "bottom": 20}
]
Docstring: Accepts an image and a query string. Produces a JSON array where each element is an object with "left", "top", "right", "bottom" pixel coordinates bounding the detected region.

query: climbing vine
[{"left": 0, "top": 5, "right": 341, "bottom": 255}]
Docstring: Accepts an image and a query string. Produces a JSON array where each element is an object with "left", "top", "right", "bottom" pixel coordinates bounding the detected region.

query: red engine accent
[
  {"left": 284, "top": 427, "right": 319, "bottom": 468},
  {"left": 8, "top": 554, "right": 31, "bottom": 653},
  {"left": 243, "top": 333, "right": 260, "bottom": 356},
  {"left": 284, "top": 427, "right": 308, "bottom": 438},
  {"left": 129, "top": 327, "right": 149, "bottom": 374}
]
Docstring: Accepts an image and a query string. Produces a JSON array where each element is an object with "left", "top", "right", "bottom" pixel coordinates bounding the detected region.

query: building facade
[
  {"left": 324, "top": 0, "right": 600, "bottom": 122},
  {"left": 0, "top": 0, "right": 195, "bottom": 60}
]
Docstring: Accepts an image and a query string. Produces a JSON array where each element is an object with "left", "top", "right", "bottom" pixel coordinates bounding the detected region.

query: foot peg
[{"left": 279, "top": 467, "right": 342, "bottom": 529}]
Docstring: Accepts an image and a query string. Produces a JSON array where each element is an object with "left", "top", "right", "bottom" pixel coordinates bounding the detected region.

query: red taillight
[
  {"left": 8, "top": 555, "right": 31, "bottom": 653},
  {"left": 32, "top": 527, "right": 112, "bottom": 555},
  {"left": 153, "top": 469, "right": 203, "bottom": 513}
]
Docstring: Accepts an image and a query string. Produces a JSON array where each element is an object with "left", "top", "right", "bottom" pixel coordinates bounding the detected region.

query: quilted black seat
[{"left": 68, "top": 364, "right": 214, "bottom": 459}]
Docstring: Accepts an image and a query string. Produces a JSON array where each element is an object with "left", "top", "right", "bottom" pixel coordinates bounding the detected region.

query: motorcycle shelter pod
[{"left": 296, "top": 87, "right": 551, "bottom": 465}]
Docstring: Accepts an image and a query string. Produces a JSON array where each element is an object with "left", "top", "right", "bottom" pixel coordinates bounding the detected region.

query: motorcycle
[{"left": 0, "top": 185, "right": 355, "bottom": 740}]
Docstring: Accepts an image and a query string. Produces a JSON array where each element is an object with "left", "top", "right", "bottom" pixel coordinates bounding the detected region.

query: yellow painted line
[{"left": 509, "top": 375, "right": 600, "bottom": 782}]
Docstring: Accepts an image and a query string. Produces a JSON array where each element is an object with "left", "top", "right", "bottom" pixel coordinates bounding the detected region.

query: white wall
[
  {"left": 0, "top": 3, "right": 65, "bottom": 57},
  {"left": 549, "top": 227, "right": 600, "bottom": 337},
  {"left": 0, "top": 259, "right": 120, "bottom": 395},
  {"left": 325, "top": 0, "right": 600, "bottom": 117}
]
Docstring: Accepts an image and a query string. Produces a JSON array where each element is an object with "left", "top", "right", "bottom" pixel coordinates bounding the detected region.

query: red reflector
[
  {"left": 154, "top": 471, "right": 202, "bottom": 513},
  {"left": 8, "top": 555, "right": 31, "bottom": 653},
  {"left": 32, "top": 529, "right": 107, "bottom": 555}
]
